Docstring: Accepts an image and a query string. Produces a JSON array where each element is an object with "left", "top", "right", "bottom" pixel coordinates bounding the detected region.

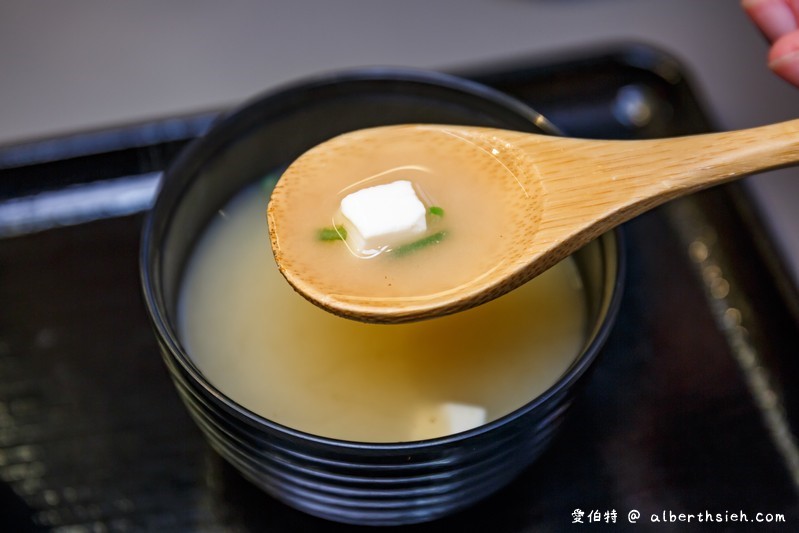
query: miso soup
[{"left": 178, "top": 178, "right": 588, "bottom": 442}]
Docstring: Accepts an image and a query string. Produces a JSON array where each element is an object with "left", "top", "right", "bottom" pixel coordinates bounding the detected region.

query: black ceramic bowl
[{"left": 140, "top": 68, "right": 624, "bottom": 526}]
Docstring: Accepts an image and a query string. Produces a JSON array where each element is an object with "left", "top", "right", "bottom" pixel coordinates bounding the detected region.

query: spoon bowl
[{"left": 268, "top": 120, "right": 799, "bottom": 323}]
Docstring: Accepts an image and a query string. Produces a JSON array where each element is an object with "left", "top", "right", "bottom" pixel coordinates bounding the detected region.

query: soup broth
[{"left": 179, "top": 178, "right": 588, "bottom": 442}]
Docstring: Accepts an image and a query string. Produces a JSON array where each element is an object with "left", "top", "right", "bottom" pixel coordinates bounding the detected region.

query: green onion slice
[
  {"left": 394, "top": 231, "right": 447, "bottom": 256},
  {"left": 317, "top": 225, "right": 348, "bottom": 241}
]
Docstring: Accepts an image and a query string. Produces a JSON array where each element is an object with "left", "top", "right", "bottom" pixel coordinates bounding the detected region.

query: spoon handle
[
  {"left": 493, "top": 118, "right": 799, "bottom": 232},
  {"left": 533, "top": 118, "right": 798, "bottom": 188},
  {"left": 616, "top": 118, "right": 799, "bottom": 193}
]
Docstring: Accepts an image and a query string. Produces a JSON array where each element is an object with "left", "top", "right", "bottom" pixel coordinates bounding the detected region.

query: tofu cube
[
  {"left": 441, "top": 402, "right": 487, "bottom": 434},
  {"left": 339, "top": 180, "right": 426, "bottom": 252},
  {"left": 410, "top": 402, "right": 487, "bottom": 440}
]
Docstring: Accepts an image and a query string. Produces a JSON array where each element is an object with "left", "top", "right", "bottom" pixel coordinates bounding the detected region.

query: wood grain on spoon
[{"left": 267, "top": 121, "right": 799, "bottom": 323}]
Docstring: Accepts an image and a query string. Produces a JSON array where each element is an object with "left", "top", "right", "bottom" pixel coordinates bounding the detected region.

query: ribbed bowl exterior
[
  {"left": 141, "top": 68, "right": 623, "bottom": 526},
  {"left": 162, "top": 340, "right": 573, "bottom": 525}
]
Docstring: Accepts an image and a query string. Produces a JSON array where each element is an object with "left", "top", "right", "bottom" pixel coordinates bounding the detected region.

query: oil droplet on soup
[{"left": 178, "top": 178, "right": 588, "bottom": 442}]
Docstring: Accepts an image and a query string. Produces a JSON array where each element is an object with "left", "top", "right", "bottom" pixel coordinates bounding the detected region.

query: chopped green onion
[
  {"left": 429, "top": 206, "right": 445, "bottom": 217},
  {"left": 394, "top": 231, "right": 447, "bottom": 256},
  {"left": 317, "top": 225, "right": 348, "bottom": 241}
]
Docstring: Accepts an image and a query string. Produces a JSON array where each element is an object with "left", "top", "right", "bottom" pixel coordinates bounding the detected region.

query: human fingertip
[
  {"left": 769, "top": 48, "right": 799, "bottom": 67},
  {"left": 769, "top": 30, "right": 799, "bottom": 61},
  {"left": 769, "top": 49, "right": 799, "bottom": 87},
  {"left": 743, "top": 0, "right": 798, "bottom": 41}
]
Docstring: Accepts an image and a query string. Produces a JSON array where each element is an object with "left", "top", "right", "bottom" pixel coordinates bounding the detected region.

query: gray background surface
[{"left": 1, "top": 0, "right": 798, "bottom": 282}]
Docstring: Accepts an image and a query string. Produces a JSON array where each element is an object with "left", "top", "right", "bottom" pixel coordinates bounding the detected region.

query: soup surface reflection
[{"left": 179, "top": 178, "right": 588, "bottom": 442}]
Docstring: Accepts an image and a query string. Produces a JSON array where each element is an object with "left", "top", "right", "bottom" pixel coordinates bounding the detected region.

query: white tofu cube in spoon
[{"left": 339, "top": 180, "right": 427, "bottom": 253}]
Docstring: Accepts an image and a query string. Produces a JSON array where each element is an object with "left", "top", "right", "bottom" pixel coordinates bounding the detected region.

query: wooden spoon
[{"left": 268, "top": 121, "right": 799, "bottom": 324}]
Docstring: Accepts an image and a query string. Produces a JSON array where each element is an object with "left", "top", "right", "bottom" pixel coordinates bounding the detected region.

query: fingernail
[
  {"left": 769, "top": 49, "right": 799, "bottom": 85},
  {"left": 770, "top": 48, "right": 799, "bottom": 66}
]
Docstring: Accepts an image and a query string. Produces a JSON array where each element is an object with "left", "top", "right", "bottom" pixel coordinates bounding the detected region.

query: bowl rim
[{"left": 140, "top": 66, "right": 624, "bottom": 450}]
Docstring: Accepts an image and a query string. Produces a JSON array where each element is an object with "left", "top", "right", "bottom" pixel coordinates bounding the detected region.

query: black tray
[{"left": 1, "top": 44, "right": 798, "bottom": 531}]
